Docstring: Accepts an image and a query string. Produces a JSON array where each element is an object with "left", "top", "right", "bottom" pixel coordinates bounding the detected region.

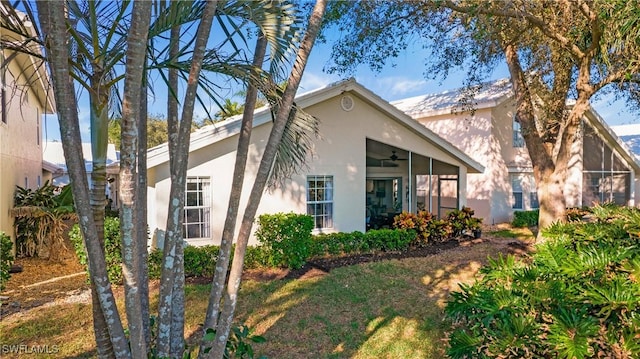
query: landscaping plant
[
  {"left": 12, "top": 182, "right": 75, "bottom": 258},
  {"left": 0, "top": 231, "right": 14, "bottom": 291},
  {"left": 446, "top": 204, "right": 640, "bottom": 359},
  {"left": 255, "top": 213, "right": 315, "bottom": 269},
  {"left": 511, "top": 209, "right": 539, "bottom": 228},
  {"left": 70, "top": 217, "right": 123, "bottom": 283}
]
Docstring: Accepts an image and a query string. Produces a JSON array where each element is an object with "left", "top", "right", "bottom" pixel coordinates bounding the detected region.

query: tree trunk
[
  {"left": 120, "top": 2, "right": 152, "bottom": 357},
  {"left": 199, "top": 35, "right": 267, "bottom": 353},
  {"left": 89, "top": 75, "right": 115, "bottom": 359},
  {"left": 156, "top": 2, "right": 218, "bottom": 357},
  {"left": 205, "top": 1, "right": 327, "bottom": 357},
  {"left": 36, "top": 2, "right": 130, "bottom": 358},
  {"left": 137, "top": 67, "right": 151, "bottom": 350}
]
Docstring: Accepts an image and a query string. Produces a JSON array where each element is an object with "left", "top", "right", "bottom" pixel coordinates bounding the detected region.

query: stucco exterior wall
[
  {"left": 148, "top": 90, "right": 472, "bottom": 246},
  {"left": 0, "top": 63, "right": 45, "bottom": 242},
  {"left": 411, "top": 105, "right": 507, "bottom": 223}
]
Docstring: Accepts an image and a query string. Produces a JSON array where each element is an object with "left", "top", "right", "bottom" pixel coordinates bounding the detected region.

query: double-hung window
[
  {"left": 511, "top": 175, "right": 524, "bottom": 209},
  {"left": 307, "top": 175, "right": 333, "bottom": 229},
  {"left": 183, "top": 176, "right": 211, "bottom": 239},
  {"left": 513, "top": 117, "right": 525, "bottom": 148}
]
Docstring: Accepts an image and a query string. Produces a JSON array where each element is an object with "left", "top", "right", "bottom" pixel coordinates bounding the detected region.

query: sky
[{"left": 41, "top": 27, "right": 638, "bottom": 143}]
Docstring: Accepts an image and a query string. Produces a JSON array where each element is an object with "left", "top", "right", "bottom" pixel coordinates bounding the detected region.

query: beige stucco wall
[
  {"left": 412, "top": 103, "right": 511, "bottom": 224},
  {"left": 148, "top": 91, "right": 472, "bottom": 246},
  {"left": 0, "top": 64, "right": 45, "bottom": 242}
]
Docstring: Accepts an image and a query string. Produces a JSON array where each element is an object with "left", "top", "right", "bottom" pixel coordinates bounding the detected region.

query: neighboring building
[
  {"left": 146, "top": 79, "right": 484, "bottom": 246},
  {"left": 43, "top": 141, "right": 120, "bottom": 186},
  {"left": 611, "top": 124, "right": 640, "bottom": 159},
  {"left": 0, "top": 22, "right": 56, "bottom": 241},
  {"left": 393, "top": 79, "right": 640, "bottom": 225}
]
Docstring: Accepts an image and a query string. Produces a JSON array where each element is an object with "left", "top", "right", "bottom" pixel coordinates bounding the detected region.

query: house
[
  {"left": 43, "top": 141, "right": 120, "bottom": 205},
  {"left": 392, "top": 79, "right": 640, "bottom": 225},
  {"left": 611, "top": 124, "right": 640, "bottom": 159},
  {"left": 0, "top": 19, "right": 56, "bottom": 242},
  {"left": 146, "top": 79, "right": 484, "bottom": 246}
]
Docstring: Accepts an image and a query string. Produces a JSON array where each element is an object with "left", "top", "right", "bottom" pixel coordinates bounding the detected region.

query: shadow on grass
[{"left": 194, "top": 239, "right": 528, "bottom": 359}]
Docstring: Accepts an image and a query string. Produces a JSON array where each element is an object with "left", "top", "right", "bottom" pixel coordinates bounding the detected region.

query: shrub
[
  {"left": 393, "top": 211, "right": 432, "bottom": 246},
  {"left": 364, "top": 229, "right": 414, "bottom": 251},
  {"left": 12, "top": 183, "right": 75, "bottom": 258},
  {"left": 255, "top": 212, "right": 314, "bottom": 269},
  {"left": 427, "top": 219, "right": 453, "bottom": 242},
  {"left": 447, "top": 206, "right": 482, "bottom": 237},
  {"left": 1, "top": 232, "right": 14, "bottom": 291},
  {"left": 70, "top": 217, "right": 123, "bottom": 283},
  {"left": 512, "top": 209, "right": 539, "bottom": 228},
  {"left": 446, "top": 205, "right": 640, "bottom": 359},
  {"left": 183, "top": 245, "right": 220, "bottom": 277},
  {"left": 148, "top": 248, "right": 163, "bottom": 279}
]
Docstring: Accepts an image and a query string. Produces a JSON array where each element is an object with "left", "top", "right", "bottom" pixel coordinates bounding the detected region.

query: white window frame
[
  {"left": 511, "top": 174, "right": 524, "bottom": 209},
  {"left": 183, "top": 176, "right": 211, "bottom": 240},
  {"left": 513, "top": 117, "right": 525, "bottom": 148},
  {"left": 307, "top": 175, "right": 334, "bottom": 229}
]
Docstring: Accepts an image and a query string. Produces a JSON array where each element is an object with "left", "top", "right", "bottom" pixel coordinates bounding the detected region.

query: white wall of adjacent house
[
  {"left": 0, "top": 63, "right": 44, "bottom": 242},
  {"left": 147, "top": 92, "right": 471, "bottom": 247}
]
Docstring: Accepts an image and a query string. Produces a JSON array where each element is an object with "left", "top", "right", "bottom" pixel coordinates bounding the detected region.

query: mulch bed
[{"left": 230, "top": 238, "right": 467, "bottom": 283}]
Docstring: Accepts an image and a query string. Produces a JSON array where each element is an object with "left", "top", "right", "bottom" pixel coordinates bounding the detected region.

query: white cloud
[
  {"left": 299, "top": 71, "right": 339, "bottom": 93},
  {"left": 370, "top": 77, "right": 428, "bottom": 98}
]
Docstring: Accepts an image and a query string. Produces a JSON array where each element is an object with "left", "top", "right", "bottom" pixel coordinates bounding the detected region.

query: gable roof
[
  {"left": 393, "top": 79, "right": 640, "bottom": 174},
  {"left": 146, "top": 79, "right": 484, "bottom": 174},
  {"left": 43, "top": 141, "right": 119, "bottom": 173},
  {"left": 391, "top": 79, "right": 512, "bottom": 118}
]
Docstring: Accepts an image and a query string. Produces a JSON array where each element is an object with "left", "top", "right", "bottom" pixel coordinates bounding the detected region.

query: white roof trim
[{"left": 147, "top": 79, "right": 484, "bottom": 173}]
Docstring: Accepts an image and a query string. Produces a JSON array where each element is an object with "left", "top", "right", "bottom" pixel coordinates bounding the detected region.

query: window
[
  {"left": 36, "top": 108, "right": 40, "bottom": 145},
  {"left": 511, "top": 175, "right": 523, "bottom": 209},
  {"left": 1, "top": 82, "right": 6, "bottom": 124},
  {"left": 512, "top": 173, "right": 538, "bottom": 210},
  {"left": 1, "top": 52, "right": 6, "bottom": 124},
  {"left": 513, "top": 118, "right": 525, "bottom": 148},
  {"left": 529, "top": 175, "right": 539, "bottom": 209},
  {"left": 183, "top": 176, "right": 211, "bottom": 240},
  {"left": 307, "top": 175, "right": 333, "bottom": 229}
]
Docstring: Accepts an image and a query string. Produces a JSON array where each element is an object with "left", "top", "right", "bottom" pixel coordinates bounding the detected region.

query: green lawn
[{"left": 1, "top": 239, "right": 524, "bottom": 358}]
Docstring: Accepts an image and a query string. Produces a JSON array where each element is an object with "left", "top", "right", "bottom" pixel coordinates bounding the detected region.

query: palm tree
[{"left": 9, "top": 0, "right": 313, "bottom": 356}]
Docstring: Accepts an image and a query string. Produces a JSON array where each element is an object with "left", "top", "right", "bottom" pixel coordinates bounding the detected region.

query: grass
[{"left": 0, "top": 237, "right": 525, "bottom": 358}]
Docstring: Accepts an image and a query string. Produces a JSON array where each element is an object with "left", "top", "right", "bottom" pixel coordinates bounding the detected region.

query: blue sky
[{"left": 42, "top": 32, "right": 637, "bottom": 143}]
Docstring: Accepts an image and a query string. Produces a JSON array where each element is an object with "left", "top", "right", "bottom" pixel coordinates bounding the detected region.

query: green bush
[
  {"left": 1, "top": 232, "right": 14, "bottom": 291},
  {"left": 445, "top": 204, "right": 640, "bottom": 359},
  {"left": 70, "top": 217, "right": 123, "bottom": 283},
  {"left": 447, "top": 206, "right": 482, "bottom": 237},
  {"left": 512, "top": 209, "right": 539, "bottom": 228},
  {"left": 393, "top": 211, "right": 432, "bottom": 245},
  {"left": 364, "top": 229, "right": 414, "bottom": 251},
  {"left": 184, "top": 245, "right": 220, "bottom": 277},
  {"left": 255, "top": 212, "right": 314, "bottom": 269},
  {"left": 148, "top": 248, "right": 163, "bottom": 279}
]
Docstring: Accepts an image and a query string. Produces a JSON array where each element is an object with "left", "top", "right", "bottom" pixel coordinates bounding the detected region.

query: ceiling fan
[{"left": 385, "top": 150, "right": 407, "bottom": 162}]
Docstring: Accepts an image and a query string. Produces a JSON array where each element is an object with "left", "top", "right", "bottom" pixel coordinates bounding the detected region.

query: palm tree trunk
[
  {"left": 36, "top": 2, "right": 130, "bottom": 358},
  {"left": 120, "top": 2, "right": 152, "bottom": 357},
  {"left": 156, "top": 1, "right": 219, "bottom": 357},
  {"left": 89, "top": 79, "right": 115, "bottom": 359},
  {"left": 137, "top": 65, "right": 151, "bottom": 350},
  {"left": 200, "top": 35, "right": 267, "bottom": 353},
  {"left": 206, "top": 1, "right": 327, "bottom": 357}
]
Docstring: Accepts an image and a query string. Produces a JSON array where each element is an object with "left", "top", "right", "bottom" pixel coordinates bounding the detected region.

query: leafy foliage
[
  {"left": 70, "top": 217, "right": 123, "bottom": 283},
  {"left": 12, "top": 183, "right": 76, "bottom": 258},
  {"left": 255, "top": 212, "right": 314, "bottom": 269},
  {"left": 201, "top": 325, "right": 267, "bottom": 359},
  {"left": 393, "top": 208, "right": 481, "bottom": 245},
  {"left": 446, "top": 204, "right": 640, "bottom": 358},
  {"left": 512, "top": 210, "right": 539, "bottom": 228},
  {"left": 0, "top": 232, "right": 14, "bottom": 291}
]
